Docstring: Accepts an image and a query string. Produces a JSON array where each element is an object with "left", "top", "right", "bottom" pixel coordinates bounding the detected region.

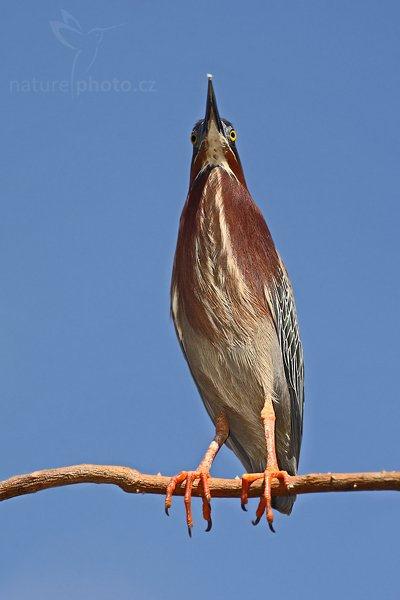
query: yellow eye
[
  {"left": 190, "top": 131, "right": 197, "bottom": 145},
  {"left": 229, "top": 129, "right": 237, "bottom": 142}
]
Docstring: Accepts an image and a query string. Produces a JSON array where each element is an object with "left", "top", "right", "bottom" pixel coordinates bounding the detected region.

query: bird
[{"left": 165, "top": 74, "right": 304, "bottom": 535}]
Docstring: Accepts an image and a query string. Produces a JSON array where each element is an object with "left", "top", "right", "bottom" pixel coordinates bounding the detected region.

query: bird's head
[{"left": 189, "top": 75, "right": 246, "bottom": 188}]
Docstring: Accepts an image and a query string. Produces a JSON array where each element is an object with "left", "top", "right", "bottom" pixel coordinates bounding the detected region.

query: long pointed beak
[{"left": 204, "top": 74, "right": 223, "bottom": 134}]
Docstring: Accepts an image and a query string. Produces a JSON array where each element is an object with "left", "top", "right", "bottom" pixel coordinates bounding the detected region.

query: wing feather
[{"left": 269, "top": 258, "right": 305, "bottom": 464}]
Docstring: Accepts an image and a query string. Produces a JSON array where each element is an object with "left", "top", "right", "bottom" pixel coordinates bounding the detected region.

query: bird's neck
[{"left": 172, "top": 167, "right": 281, "bottom": 342}]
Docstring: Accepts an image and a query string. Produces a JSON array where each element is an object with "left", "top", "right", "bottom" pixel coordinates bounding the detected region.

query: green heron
[{"left": 166, "top": 75, "right": 304, "bottom": 534}]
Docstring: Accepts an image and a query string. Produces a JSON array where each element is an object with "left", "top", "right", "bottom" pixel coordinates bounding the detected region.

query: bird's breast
[{"left": 172, "top": 167, "right": 279, "bottom": 347}]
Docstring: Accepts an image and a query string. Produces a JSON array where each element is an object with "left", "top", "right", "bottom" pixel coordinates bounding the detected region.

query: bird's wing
[{"left": 268, "top": 258, "right": 305, "bottom": 464}]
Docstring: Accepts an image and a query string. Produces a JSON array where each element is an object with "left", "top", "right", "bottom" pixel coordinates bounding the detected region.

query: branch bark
[{"left": 0, "top": 465, "right": 399, "bottom": 503}]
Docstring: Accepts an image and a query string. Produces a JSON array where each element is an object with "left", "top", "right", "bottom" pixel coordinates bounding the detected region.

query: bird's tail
[{"left": 272, "top": 494, "right": 296, "bottom": 515}]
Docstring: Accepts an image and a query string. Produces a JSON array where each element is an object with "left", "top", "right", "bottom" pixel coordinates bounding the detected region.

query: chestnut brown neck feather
[{"left": 172, "top": 167, "right": 281, "bottom": 341}]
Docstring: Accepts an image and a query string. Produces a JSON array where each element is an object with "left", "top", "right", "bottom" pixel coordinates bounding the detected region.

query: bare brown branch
[{"left": 0, "top": 465, "right": 399, "bottom": 503}]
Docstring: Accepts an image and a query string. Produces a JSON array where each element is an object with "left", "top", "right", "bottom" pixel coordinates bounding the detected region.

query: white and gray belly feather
[{"left": 172, "top": 305, "right": 296, "bottom": 476}]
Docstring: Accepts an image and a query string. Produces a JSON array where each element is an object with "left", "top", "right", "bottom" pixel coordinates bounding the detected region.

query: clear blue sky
[{"left": 2, "top": 2, "right": 400, "bottom": 598}]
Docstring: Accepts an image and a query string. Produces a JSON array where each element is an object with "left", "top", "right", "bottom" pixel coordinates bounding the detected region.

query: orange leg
[
  {"left": 241, "top": 402, "right": 293, "bottom": 532},
  {"left": 165, "top": 412, "right": 229, "bottom": 536}
]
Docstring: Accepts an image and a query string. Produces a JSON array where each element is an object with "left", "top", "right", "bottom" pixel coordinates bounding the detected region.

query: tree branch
[{"left": 0, "top": 465, "right": 399, "bottom": 503}]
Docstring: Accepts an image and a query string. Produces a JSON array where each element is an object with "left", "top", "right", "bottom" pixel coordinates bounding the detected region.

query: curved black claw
[
  {"left": 187, "top": 525, "right": 193, "bottom": 538},
  {"left": 252, "top": 517, "right": 261, "bottom": 526},
  {"left": 268, "top": 522, "right": 276, "bottom": 533},
  {"left": 205, "top": 518, "right": 212, "bottom": 533},
  {"left": 241, "top": 502, "right": 248, "bottom": 512},
  {"left": 165, "top": 507, "right": 170, "bottom": 516}
]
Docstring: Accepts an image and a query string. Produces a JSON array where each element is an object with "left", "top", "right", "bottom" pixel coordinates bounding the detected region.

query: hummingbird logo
[{"left": 50, "top": 10, "right": 122, "bottom": 94}]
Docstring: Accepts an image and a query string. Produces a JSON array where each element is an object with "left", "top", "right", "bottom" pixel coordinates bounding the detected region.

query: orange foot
[
  {"left": 241, "top": 469, "right": 292, "bottom": 532},
  {"left": 165, "top": 470, "right": 212, "bottom": 537}
]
